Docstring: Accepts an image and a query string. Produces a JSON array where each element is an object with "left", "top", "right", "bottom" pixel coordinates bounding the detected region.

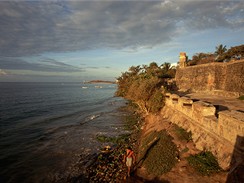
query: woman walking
[{"left": 124, "top": 147, "right": 135, "bottom": 177}]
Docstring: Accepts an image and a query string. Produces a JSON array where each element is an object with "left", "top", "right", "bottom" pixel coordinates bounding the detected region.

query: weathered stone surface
[
  {"left": 171, "top": 94, "right": 180, "bottom": 100},
  {"left": 192, "top": 101, "right": 216, "bottom": 122},
  {"left": 179, "top": 97, "right": 193, "bottom": 105},
  {"left": 165, "top": 92, "right": 171, "bottom": 97},
  {"left": 161, "top": 92, "right": 244, "bottom": 169},
  {"left": 160, "top": 105, "right": 234, "bottom": 169},
  {"left": 175, "top": 59, "right": 244, "bottom": 95},
  {"left": 211, "top": 90, "right": 240, "bottom": 98},
  {"left": 218, "top": 110, "right": 244, "bottom": 144}
]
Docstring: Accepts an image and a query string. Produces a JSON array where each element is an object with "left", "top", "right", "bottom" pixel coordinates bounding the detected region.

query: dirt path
[{"left": 133, "top": 114, "right": 228, "bottom": 183}]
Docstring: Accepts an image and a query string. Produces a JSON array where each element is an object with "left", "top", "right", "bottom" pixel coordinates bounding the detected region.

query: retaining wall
[{"left": 161, "top": 93, "right": 244, "bottom": 169}]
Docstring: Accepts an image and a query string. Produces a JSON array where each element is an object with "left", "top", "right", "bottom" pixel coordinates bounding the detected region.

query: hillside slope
[{"left": 134, "top": 114, "right": 228, "bottom": 183}]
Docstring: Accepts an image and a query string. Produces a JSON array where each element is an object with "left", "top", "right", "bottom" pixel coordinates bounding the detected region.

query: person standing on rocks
[{"left": 124, "top": 146, "right": 135, "bottom": 177}]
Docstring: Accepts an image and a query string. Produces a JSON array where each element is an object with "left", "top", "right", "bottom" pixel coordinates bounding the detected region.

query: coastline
[
  {"left": 84, "top": 80, "right": 116, "bottom": 84},
  {"left": 69, "top": 103, "right": 142, "bottom": 182},
  {"left": 72, "top": 103, "right": 228, "bottom": 182}
]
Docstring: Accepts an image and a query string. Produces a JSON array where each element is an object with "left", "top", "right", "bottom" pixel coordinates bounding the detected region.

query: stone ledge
[
  {"left": 210, "top": 90, "right": 240, "bottom": 98},
  {"left": 192, "top": 101, "right": 216, "bottom": 117},
  {"left": 170, "top": 94, "right": 180, "bottom": 100},
  {"left": 219, "top": 110, "right": 244, "bottom": 122},
  {"left": 179, "top": 97, "right": 193, "bottom": 105}
]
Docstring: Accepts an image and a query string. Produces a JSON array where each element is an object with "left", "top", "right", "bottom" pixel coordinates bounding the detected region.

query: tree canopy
[
  {"left": 116, "top": 62, "right": 176, "bottom": 114},
  {"left": 187, "top": 44, "right": 243, "bottom": 65}
]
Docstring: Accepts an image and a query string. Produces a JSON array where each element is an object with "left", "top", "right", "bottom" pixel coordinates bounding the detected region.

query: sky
[{"left": 0, "top": 0, "right": 243, "bottom": 82}]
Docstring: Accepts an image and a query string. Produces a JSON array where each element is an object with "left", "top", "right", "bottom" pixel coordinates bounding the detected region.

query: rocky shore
[
  {"left": 67, "top": 105, "right": 142, "bottom": 183},
  {"left": 70, "top": 105, "right": 228, "bottom": 183}
]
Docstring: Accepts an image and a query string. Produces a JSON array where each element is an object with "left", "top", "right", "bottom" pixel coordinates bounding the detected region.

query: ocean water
[{"left": 0, "top": 82, "right": 128, "bottom": 183}]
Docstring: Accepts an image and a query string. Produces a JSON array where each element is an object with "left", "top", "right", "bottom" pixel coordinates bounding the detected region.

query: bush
[
  {"left": 139, "top": 130, "right": 178, "bottom": 176},
  {"left": 96, "top": 134, "right": 130, "bottom": 144},
  {"left": 116, "top": 62, "right": 176, "bottom": 114},
  {"left": 124, "top": 112, "right": 139, "bottom": 130},
  {"left": 187, "top": 151, "right": 222, "bottom": 175},
  {"left": 173, "top": 124, "right": 192, "bottom": 142},
  {"left": 238, "top": 95, "right": 244, "bottom": 100}
]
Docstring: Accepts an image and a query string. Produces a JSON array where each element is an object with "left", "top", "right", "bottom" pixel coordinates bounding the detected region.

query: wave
[{"left": 80, "top": 114, "right": 101, "bottom": 125}]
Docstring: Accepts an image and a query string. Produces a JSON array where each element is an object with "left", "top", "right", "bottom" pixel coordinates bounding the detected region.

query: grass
[
  {"left": 96, "top": 134, "right": 130, "bottom": 144},
  {"left": 238, "top": 95, "right": 244, "bottom": 100},
  {"left": 187, "top": 151, "right": 222, "bottom": 175},
  {"left": 139, "top": 130, "right": 178, "bottom": 176},
  {"left": 173, "top": 124, "right": 192, "bottom": 142}
]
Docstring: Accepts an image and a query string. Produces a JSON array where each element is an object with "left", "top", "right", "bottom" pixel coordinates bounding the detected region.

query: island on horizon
[{"left": 83, "top": 80, "right": 116, "bottom": 84}]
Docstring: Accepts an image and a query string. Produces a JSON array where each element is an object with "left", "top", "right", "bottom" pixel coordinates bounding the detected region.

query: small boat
[{"left": 82, "top": 86, "right": 88, "bottom": 89}]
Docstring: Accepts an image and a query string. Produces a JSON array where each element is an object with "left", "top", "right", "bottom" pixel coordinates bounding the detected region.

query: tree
[
  {"left": 116, "top": 62, "right": 174, "bottom": 114},
  {"left": 226, "top": 44, "right": 244, "bottom": 60},
  {"left": 215, "top": 44, "right": 243, "bottom": 62},
  {"left": 215, "top": 44, "right": 227, "bottom": 55},
  {"left": 188, "top": 53, "right": 215, "bottom": 65}
]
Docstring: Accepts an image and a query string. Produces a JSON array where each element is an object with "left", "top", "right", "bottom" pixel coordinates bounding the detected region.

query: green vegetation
[
  {"left": 96, "top": 134, "right": 130, "bottom": 144},
  {"left": 116, "top": 62, "right": 176, "bottom": 114},
  {"left": 187, "top": 44, "right": 243, "bottom": 65},
  {"left": 238, "top": 95, "right": 244, "bottom": 100},
  {"left": 215, "top": 44, "right": 227, "bottom": 57},
  {"left": 138, "top": 130, "right": 178, "bottom": 176},
  {"left": 124, "top": 112, "right": 140, "bottom": 130},
  {"left": 173, "top": 124, "right": 192, "bottom": 142},
  {"left": 215, "top": 44, "right": 244, "bottom": 62},
  {"left": 187, "top": 151, "right": 222, "bottom": 175}
]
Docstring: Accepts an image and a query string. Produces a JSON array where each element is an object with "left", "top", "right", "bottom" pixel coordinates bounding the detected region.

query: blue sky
[{"left": 0, "top": 0, "right": 243, "bottom": 82}]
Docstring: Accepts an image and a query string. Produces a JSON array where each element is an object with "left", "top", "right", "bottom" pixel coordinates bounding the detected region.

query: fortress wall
[
  {"left": 175, "top": 60, "right": 244, "bottom": 94},
  {"left": 162, "top": 93, "right": 244, "bottom": 169},
  {"left": 225, "top": 60, "right": 244, "bottom": 93}
]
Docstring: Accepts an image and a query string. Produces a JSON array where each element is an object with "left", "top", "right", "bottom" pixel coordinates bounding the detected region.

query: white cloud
[
  {"left": 0, "top": 57, "right": 85, "bottom": 72},
  {"left": 0, "top": 1, "right": 243, "bottom": 57}
]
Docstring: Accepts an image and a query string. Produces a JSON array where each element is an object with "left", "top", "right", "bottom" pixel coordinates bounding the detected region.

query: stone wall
[
  {"left": 161, "top": 93, "right": 244, "bottom": 169},
  {"left": 175, "top": 60, "right": 244, "bottom": 95}
]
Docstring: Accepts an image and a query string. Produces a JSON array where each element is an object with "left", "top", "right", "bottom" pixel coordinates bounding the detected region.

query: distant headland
[{"left": 84, "top": 80, "right": 116, "bottom": 84}]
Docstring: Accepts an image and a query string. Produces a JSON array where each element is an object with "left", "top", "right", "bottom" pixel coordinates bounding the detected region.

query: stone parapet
[
  {"left": 192, "top": 101, "right": 216, "bottom": 122},
  {"left": 163, "top": 92, "right": 244, "bottom": 169},
  {"left": 218, "top": 110, "right": 244, "bottom": 145}
]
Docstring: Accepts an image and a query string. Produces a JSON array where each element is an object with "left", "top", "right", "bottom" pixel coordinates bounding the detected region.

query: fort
[
  {"left": 161, "top": 55, "right": 244, "bottom": 170},
  {"left": 176, "top": 55, "right": 244, "bottom": 96}
]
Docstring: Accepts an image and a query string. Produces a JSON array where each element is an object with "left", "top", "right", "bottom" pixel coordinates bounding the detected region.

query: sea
[{"left": 0, "top": 82, "right": 129, "bottom": 183}]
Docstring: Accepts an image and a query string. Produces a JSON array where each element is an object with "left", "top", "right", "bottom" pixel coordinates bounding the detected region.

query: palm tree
[{"left": 215, "top": 44, "right": 227, "bottom": 56}]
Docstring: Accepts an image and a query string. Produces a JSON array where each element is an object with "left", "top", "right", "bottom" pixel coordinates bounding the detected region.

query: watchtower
[{"left": 179, "top": 52, "right": 187, "bottom": 68}]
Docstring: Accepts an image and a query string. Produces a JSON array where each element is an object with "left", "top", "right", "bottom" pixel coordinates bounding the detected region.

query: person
[{"left": 123, "top": 146, "right": 135, "bottom": 177}]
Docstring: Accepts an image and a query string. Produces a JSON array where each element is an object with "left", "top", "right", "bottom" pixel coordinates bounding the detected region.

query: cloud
[
  {"left": 0, "top": 57, "right": 85, "bottom": 72},
  {"left": 0, "top": 1, "right": 243, "bottom": 57}
]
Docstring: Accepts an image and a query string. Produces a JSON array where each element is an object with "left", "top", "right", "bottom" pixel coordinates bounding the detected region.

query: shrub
[
  {"left": 116, "top": 62, "right": 176, "bottom": 114},
  {"left": 96, "top": 134, "right": 130, "bottom": 144},
  {"left": 124, "top": 112, "right": 140, "bottom": 130},
  {"left": 139, "top": 130, "right": 178, "bottom": 176},
  {"left": 238, "top": 95, "right": 244, "bottom": 100},
  {"left": 173, "top": 124, "right": 192, "bottom": 142},
  {"left": 187, "top": 151, "right": 222, "bottom": 175}
]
